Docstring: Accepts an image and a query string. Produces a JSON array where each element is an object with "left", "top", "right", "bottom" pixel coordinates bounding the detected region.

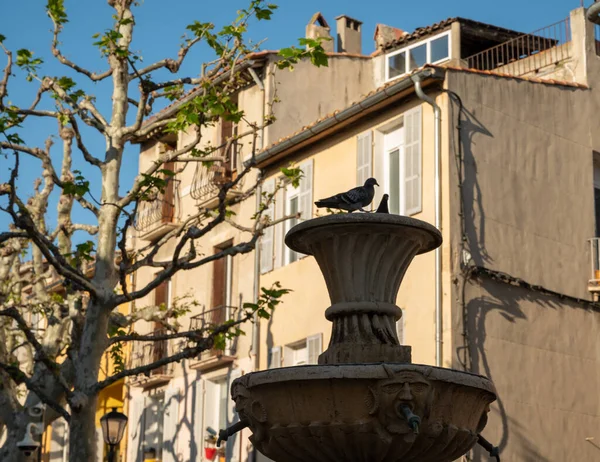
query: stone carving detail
[{"left": 367, "top": 369, "right": 433, "bottom": 442}]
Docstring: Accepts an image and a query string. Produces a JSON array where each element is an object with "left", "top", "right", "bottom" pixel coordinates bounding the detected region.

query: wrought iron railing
[
  {"left": 190, "top": 305, "right": 238, "bottom": 357},
  {"left": 135, "top": 179, "right": 181, "bottom": 233},
  {"left": 466, "top": 18, "right": 571, "bottom": 76},
  {"left": 129, "top": 329, "right": 173, "bottom": 377},
  {"left": 189, "top": 144, "right": 245, "bottom": 202}
]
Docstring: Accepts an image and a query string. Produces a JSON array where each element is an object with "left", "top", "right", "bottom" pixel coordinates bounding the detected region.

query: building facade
[{"left": 126, "top": 6, "right": 600, "bottom": 462}]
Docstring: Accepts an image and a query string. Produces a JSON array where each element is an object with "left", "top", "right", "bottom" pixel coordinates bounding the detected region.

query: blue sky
[{"left": 0, "top": 0, "right": 593, "bottom": 235}]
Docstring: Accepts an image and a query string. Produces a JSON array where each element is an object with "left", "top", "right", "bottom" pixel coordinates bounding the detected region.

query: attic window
[{"left": 386, "top": 31, "right": 451, "bottom": 81}]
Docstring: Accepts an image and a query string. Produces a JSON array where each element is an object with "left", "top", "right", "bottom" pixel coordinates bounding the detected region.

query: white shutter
[
  {"left": 298, "top": 159, "right": 313, "bottom": 220},
  {"left": 269, "top": 346, "right": 281, "bottom": 369},
  {"left": 273, "top": 187, "right": 285, "bottom": 269},
  {"left": 307, "top": 334, "right": 323, "bottom": 365},
  {"left": 95, "top": 427, "right": 104, "bottom": 462},
  {"left": 373, "top": 130, "right": 385, "bottom": 209},
  {"left": 127, "top": 396, "right": 145, "bottom": 462},
  {"left": 162, "top": 387, "right": 181, "bottom": 462},
  {"left": 357, "top": 132, "right": 372, "bottom": 187},
  {"left": 260, "top": 179, "right": 275, "bottom": 274},
  {"left": 203, "top": 380, "right": 218, "bottom": 435},
  {"left": 404, "top": 106, "right": 422, "bottom": 215},
  {"left": 282, "top": 345, "right": 294, "bottom": 367},
  {"left": 193, "top": 379, "right": 205, "bottom": 460},
  {"left": 49, "top": 418, "right": 67, "bottom": 462},
  {"left": 397, "top": 308, "right": 405, "bottom": 345},
  {"left": 228, "top": 370, "right": 243, "bottom": 462}
]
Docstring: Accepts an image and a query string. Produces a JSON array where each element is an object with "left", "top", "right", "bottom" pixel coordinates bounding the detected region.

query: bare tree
[{"left": 0, "top": 1, "right": 327, "bottom": 460}]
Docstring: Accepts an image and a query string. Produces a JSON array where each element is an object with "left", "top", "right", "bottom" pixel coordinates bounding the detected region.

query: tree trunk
[
  {"left": 68, "top": 395, "right": 99, "bottom": 461},
  {"left": 0, "top": 415, "right": 30, "bottom": 462}
]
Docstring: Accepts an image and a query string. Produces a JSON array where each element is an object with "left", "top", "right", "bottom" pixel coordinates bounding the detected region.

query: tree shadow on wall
[{"left": 467, "top": 276, "right": 561, "bottom": 462}]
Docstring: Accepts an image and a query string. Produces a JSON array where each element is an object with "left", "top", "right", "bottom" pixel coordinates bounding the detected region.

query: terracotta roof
[
  {"left": 380, "top": 17, "right": 528, "bottom": 51},
  {"left": 258, "top": 63, "right": 586, "bottom": 156},
  {"left": 437, "top": 64, "right": 588, "bottom": 89}
]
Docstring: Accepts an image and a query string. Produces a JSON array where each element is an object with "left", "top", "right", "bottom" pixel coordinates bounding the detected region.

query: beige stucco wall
[
  {"left": 259, "top": 91, "right": 454, "bottom": 368},
  {"left": 446, "top": 69, "right": 600, "bottom": 460},
  {"left": 264, "top": 55, "right": 374, "bottom": 145}
]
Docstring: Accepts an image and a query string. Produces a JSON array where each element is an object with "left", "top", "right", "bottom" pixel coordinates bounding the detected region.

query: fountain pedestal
[{"left": 231, "top": 214, "right": 496, "bottom": 462}]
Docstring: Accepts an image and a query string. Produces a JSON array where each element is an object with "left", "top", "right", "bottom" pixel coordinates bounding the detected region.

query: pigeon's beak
[{"left": 375, "top": 180, "right": 380, "bottom": 187}]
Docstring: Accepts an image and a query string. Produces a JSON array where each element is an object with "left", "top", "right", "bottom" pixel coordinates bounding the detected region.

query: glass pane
[
  {"left": 219, "top": 380, "right": 228, "bottom": 431},
  {"left": 389, "top": 149, "right": 400, "bottom": 214},
  {"left": 430, "top": 35, "right": 449, "bottom": 62},
  {"left": 388, "top": 51, "right": 406, "bottom": 79},
  {"left": 408, "top": 44, "right": 427, "bottom": 71}
]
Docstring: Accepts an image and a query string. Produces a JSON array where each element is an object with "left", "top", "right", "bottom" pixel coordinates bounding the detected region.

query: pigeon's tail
[{"left": 315, "top": 199, "right": 337, "bottom": 209}]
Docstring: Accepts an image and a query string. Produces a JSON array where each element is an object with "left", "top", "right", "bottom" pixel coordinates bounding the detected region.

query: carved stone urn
[{"left": 230, "top": 214, "right": 496, "bottom": 462}]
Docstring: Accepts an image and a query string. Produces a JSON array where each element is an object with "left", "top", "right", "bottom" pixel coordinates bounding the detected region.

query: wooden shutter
[
  {"left": 307, "top": 334, "right": 322, "bottom": 365},
  {"left": 269, "top": 346, "right": 281, "bottom": 369},
  {"left": 404, "top": 106, "right": 422, "bottom": 215},
  {"left": 162, "top": 160, "right": 176, "bottom": 223},
  {"left": 49, "top": 418, "right": 67, "bottom": 462},
  {"left": 298, "top": 159, "right": 313, "bottom": 221},
  {"left": 212, "top": 247, "right": 227, "bottom": 318},
  {"left": 127, "top": 395, "right": 145, "bottom": 462},
  {"left": 273, "top": 187, "right": 285, "bottom": 269},
  {"left": 193, "top": 380, "right": 205, "bottom": 460},
  {"left": 260, "top": 179, "right": 275, "bottom": 274},
  {"left": 227, "top": 369, "right": 242, "bottom": 462},
  {"left": 356, "top": 132, "right": 372, "bottom": 187},
  {"left": 162, "top": 387, "right": 181, "bottom": 462}
]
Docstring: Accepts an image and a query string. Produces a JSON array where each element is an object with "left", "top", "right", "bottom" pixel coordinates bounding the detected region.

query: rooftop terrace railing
[{"left": 466, "top": 18, "right": 571, "bottom": 76}]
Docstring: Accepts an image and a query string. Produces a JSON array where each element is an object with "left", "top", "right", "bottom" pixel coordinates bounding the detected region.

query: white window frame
[
  {"left": 385, "top": 31, "right": 452, "bottom": 82},
  {"left": 383, "top": 123, "right": 406, "bottom": 215}
]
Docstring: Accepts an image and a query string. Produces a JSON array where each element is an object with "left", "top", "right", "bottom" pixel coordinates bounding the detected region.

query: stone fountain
[{"left": 226, "top": 213, "right": 496, "bottom": 461}]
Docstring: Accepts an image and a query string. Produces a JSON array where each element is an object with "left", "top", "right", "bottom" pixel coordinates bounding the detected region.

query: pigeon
[
  {"left": 375, "top": 194, "right": 389, "bottom": 213},
  {"left": 315, "top": 178, "right": 379, "bottom": 212}
]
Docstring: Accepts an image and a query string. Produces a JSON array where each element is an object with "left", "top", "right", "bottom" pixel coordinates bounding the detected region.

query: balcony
[
  {"left": 135, "top": 179, "right": 181, "bottom": 241},
  {"left": 465, "top": 18, "right": 571, "bottom": 77},
  {"left": 189, "top": 144, "right": 245, "bottom": 209},
  {"left": 128, "top": 330, "right": 174, "bottom": 388},
  {"left": 188, "top": 305, "right": 238, "bottom": 372}
]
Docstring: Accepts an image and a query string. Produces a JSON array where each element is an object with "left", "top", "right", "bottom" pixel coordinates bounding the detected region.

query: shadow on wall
[{"left": 451, "top": 96, "right": 555, "bottom": 461}]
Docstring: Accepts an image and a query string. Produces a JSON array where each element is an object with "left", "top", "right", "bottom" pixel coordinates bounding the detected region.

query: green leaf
[
  {"left": 47, "top": 0, "right": 68, "bottom": 26},
  {"left": 0, "top": 34, "right": 6, "bottom": 43}
]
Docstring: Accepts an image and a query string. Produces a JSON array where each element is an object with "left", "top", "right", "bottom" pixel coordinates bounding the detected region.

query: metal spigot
[
  {"left": 398, "top": 404, "right": 421, "bottom": 435},
  {"left": 217, "top": 419, "right": 250, "bottom": 447}
]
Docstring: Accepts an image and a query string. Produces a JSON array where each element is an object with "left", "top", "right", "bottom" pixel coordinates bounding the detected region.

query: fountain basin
[{"left": 233, "top": 364, "right": 496, "bottom": 462}]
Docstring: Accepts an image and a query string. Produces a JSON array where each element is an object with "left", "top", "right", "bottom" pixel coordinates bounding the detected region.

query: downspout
[
  {"left": 587, "top": 1, "right": 600, "bottom": 26},
  {"left": 411, "top": 73, "right": 443, "bottom": 367}
]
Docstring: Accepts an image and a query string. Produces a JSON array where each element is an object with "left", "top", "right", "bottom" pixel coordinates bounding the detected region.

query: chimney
[
  {"left": 374, "top": 24, "right": 407, "bottom": 50},
  {"left": 306, "top": 12, "right": 334, "bottom": 52},
  {"left": 335, "top": 15, "right": 363, "bottom": 54}
]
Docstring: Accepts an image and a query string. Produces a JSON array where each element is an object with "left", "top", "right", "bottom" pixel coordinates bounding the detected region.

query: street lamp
[{"left": 100, "top": 408, "right": 128, "bottom": 462}]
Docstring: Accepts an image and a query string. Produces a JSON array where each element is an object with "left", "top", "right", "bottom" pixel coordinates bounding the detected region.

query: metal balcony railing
[
  {"left": 129, "top": 329, "right": 173, "bottom": 378},
  {"left": 135, "top": 179, "right": 181, "bottom": 235},
  {"left": 189, "top": 144, "right": 245, "bottom": 203},
  {"left": 465, "top": 18, "right": 571, "bottom": 76},
  {"left": 190, "top": 305, "right": 238, "bottom": 358}
]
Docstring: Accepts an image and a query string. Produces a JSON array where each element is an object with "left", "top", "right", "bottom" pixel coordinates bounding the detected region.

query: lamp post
[{"left": 100, "top": 408, "right": 128, "bottom": 462}]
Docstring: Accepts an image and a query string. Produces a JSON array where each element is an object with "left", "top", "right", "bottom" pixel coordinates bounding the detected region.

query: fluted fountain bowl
[
  {"left": 230, "top": 214, "right": 496, "bottom": 461},
  {"left": 233, "top": 364, "right": 496, "bottom": 462}
]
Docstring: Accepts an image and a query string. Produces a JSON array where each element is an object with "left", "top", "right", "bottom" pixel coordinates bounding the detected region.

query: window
[
  {"left": 381, "top": 106, "right": 422, "bottom": 216},
  {"left": 283, "top": 334, "right": 322, "bottom": 367},
  {"left": 260, "top": 159, "right": 313, "bottom": 273},
  {"left": 217, "top": 378, "right": 229, "bottom": 431},
  {"left": 386, "top": 31, "right": 451, "bottom": 81}
]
